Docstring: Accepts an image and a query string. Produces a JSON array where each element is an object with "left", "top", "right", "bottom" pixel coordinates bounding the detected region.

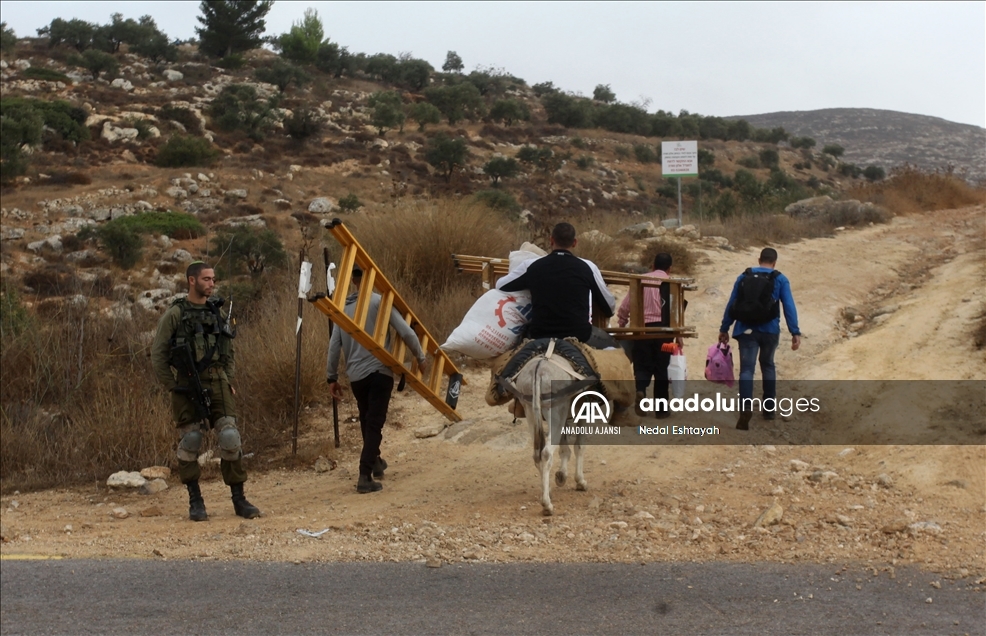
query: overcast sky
[{"left": 1, "top": 1, "right": 983, "bottom": 127}]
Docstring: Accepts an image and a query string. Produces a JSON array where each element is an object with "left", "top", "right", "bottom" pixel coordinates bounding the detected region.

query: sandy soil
[{"left": 2, "top": 205, "right": 984, "bottom": 582}]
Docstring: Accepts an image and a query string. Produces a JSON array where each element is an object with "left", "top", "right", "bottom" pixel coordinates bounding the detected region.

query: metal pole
[
  {"left": 292, "top": 249, "right": 309, "bottom": 456},
  {"left": 677, "top": 177, "right": 682, "bottom": 227},
  {"left": 323, "top": 247, "right": 340, "bottom": 448},
  {"left": 698, "top": 179, "right": 702, "bottom": 228}
]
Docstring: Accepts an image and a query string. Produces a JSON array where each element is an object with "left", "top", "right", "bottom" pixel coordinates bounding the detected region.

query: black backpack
[{"left": 730, "top": 268, "right": 780, "bottom": 324}]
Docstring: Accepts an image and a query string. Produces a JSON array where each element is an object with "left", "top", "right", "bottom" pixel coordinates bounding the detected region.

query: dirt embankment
[{"left": 1, "top": 206, "right": 984, "bottom": 583}]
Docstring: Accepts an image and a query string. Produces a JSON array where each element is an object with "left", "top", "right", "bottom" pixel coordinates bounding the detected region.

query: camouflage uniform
[{"left": 150, "top": 297, "right": 246, "bottom": 486}]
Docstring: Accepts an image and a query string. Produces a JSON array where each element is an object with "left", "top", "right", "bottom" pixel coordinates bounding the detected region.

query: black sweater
[{"left": 499, "top": 250, "right": 613, "bottom": 342}]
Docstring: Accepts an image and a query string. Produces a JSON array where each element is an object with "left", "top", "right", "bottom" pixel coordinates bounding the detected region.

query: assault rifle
[{"left": 170, "top": 341, "right": 212, "bottom": 423}]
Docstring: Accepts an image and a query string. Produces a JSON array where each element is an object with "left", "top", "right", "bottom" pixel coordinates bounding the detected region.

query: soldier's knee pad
[
  {"left": 216, "top": 417, "right": 241, "bottom": 460},
  {"left": 177, "top": 430, "right": 204, "bottom": 462}
]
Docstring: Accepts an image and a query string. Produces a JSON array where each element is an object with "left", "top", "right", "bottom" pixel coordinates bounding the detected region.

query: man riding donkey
[{"left": 485, "top": 222, "right": 635, "bottom": 420}]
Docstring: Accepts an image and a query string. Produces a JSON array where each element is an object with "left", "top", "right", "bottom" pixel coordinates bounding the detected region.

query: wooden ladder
[
  {"left": 451, "top": 254, "right": 698, "bottom": 340},
  {"left": 312, "top": 219, "right": 466, "bottom": 422}
]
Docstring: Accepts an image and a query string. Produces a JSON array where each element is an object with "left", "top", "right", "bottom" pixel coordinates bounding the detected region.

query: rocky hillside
[{"left": 728, "top": 108, "right": 986, "bottom": 183}]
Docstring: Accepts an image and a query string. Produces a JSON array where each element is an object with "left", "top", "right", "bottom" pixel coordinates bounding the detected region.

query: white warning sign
[{"left": 661, "top": 140, "right": 698, "bottom": 177}]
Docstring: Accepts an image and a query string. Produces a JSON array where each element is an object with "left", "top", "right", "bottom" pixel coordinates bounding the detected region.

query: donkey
[{"left": 503, "top": 342, "right": 596, "bottom": 516}]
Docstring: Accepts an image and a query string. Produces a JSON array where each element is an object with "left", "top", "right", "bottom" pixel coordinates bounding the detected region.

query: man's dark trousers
[
  {"left": 633, "top": 325, "right": 672, "bottom": 413},
  {"left": 350, "top": 372, "right": 394, "bottom": 477},
  {"left": 736, "top": 331, "right": 780, "bottom": 402}
]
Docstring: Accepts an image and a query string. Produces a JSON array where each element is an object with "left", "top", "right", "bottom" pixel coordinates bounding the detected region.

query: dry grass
[
  {"left": 346, "top": 199, "right": 521, "bottom": 342},
  {"left": 639, "top": 239, "right": 697, "bottom": 276},
  {"left": 847, "top": 165, "right": 985, "bottom": 214},
  {"left": 698, "top": 214, "right": 832, "bottom": 249},
  {"left": 0, "top": 269, "right": 335, "bottom": 492},
  {"left": 1, "top": 301, "right": 174, "bottom": 492}
]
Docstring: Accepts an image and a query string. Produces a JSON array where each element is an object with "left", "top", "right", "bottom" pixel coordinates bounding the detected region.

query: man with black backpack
[{"left": 719, "top": 248, "right": 801, "bottom": 430}]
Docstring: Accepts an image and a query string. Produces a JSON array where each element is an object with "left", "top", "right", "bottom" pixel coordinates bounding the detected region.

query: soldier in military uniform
[{"left": 150, "top": 261, "right": 260, "bottom": 521}]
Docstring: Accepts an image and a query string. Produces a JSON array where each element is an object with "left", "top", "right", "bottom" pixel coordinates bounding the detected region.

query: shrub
[
  {"left": 532, "top": 81, "right": 557, "bottom": 96},
  {"left": 442, "top": 50, "right": 463, "bottom": 73},
  {"left": 272, "top": 7, "right": 324, "bottom": 65},
  {"left": 575, "top": 155, "right": 594, "bottom": 169},
  {"left": 423, "top": 82, "right": 484, "bottom": 125},
  {"left": 697, "top": 148, "right": 715, "bottom": 167},
  {"left": 209, "top": 84, "right": 277, "bottom": 140},
  {"left": 284, "top": 108, "right": 323, "bottom": 141},
  {"left": 338, "top": 193, "right": 362, "bottom": 213},
  {"left": 483, "top": 156, "right": 519, "bottom": 186},
  {"left": 39, "top": 18, "right": 95, "bottom": 52},
  {"left": 822, "top": 144, "right": 845, "bottom": 158},
  {"left": 215, "top": 54, "right": 245, "bottom": 70},
  {"left": 73, "top": 49, "right": 118, "bottom": 79},
  {"left": 211, "top": 225, "right": 287, "bottom": 275},
  {"left": 158, "top": 105, "right": 202, "bottom": 134},
  {"left": 0, "top": 283, "right": 31, "bottom": 340},
  {"left": 154, "top": 135, "right": 219, "bottom": 167},
  {"left": 94, "top": 223, "right": 143, "bottom": 269},
  {"left": 862, "top": 165, "right": 886, "bottom": 182},
  {"left": 0, "top": 98, "right": 43, "bottom": 182},
  {"left": 790, "top": 136, "right": 816, "bottom": 150},
  {"left": 34, "top": 100, "right": 89, "bottom": 144},
  {"left": 737, "top": 156, "right": 761, "bottom": 169},
  {"left": 839, "top": 162, "right": 862, "bottom": 178},
  {"left": 0, "top": 22, "right": 16, "bottom": 56},
  {"left": 593, "top": 84, "right": 616, "bottom": 103},
  {"left": 129, "top": 22, "right": 177, "bottom": 63},
  {"left": 474, "top": 189, "right": 520, "bottom": 213},
  {"left": 408, "top": 102, "right": 441, "bottom": 132},
  {"left": 368, "top": 90, "right": 405, "bottom": 136},
  {"left": 700, "top": 168, "right": 732, "bottom": 188},
  {"left": 639, "top": 239, "right": 696, "bottom": 276},
  {"left": 516, "top": 145, "right": 554, "bottom": 171},
  {"left": 570, "top": 136, "right": 586, "bottom": 150},
  {"left": 424, "top": 134, "right": 469, "bottom": 183},
  {"left": 655, "top": 179, "right": 678, "bottom": 199},
  {"left": 541, "top": 91, "right": 594, "bottom": 128},
  {"left": 488, "top": 99, "right": 529, "bottom": 126},
  {"left": 758, "top": 148, "right": 780, "bottom": 169},
  {"left": 253, "top": 60, "right": 310, "bottom": 93},
  {"left": 122, "top": 116, "right": 153, "bottom": 140},
  {"left": 21, "top": 67, "right": 71, "bottom": 82},
  {"left": 614, "top": 145, "right": 630, "bottom": 159},
  {"left": 110, "top": 211, "right": 205, "bottom": 239},
  {"left": 633, "top": 144, "right": 656, "bottom": 163}
]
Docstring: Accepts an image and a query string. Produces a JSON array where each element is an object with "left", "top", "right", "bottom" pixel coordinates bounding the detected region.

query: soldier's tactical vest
[{"left": 170, "top": 298, "right": 232, "bottom": 371}]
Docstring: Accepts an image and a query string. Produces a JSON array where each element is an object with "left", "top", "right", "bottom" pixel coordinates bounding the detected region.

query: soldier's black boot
[
  {"left": 186, "top": 481, "right": 208, "bottom": 522},
  {"left": 230, "top": 482, "right": 260, "bottom": 519}
]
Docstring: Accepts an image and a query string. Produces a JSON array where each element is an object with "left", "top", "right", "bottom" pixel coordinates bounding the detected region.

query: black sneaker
[
  {"left": 372, "top": 457, "right": 388, "bottom": 480},
  {"left": 357, "top": 474, "right": 382, "bottom": 493},
  {"left": 762, "top": 411, "right": 776, "bottom": 421},
  {"left": 736, "top": 410, "right": 753, "bottom": 430},
  {"left": 655, "top": 411, "right": 671, "bottom": 420}
]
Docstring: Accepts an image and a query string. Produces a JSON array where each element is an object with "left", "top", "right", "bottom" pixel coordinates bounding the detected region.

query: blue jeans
[{"left": 736, "top": 332, "right": 779, "bottom": 403}]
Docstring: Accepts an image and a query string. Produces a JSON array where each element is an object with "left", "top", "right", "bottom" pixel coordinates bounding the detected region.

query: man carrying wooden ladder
[{"left": 326, "top": 264, "right": 429, "bottom": 493}]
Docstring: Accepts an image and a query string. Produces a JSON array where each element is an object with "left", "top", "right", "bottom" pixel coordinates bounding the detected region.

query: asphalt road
[{"left": 1, "top": 559, "right": 982, "bottom": 635}]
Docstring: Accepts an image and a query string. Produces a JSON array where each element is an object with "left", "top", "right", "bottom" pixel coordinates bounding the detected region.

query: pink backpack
[{"left": 704, "top": 343, "right": 735, "bottom": 387}]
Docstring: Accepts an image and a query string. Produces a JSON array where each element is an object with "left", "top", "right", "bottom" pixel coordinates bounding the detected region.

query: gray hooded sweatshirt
[{"left": 326, "top": 291, "right": 426, "bottom": 383}]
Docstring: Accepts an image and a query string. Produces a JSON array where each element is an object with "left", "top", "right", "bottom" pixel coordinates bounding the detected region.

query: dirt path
[{"left": 2, "top": 206, "right": 984, "bottom": 581}]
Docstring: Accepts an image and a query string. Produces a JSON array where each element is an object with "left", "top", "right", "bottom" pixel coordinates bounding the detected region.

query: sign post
[{"left": 661, "top": 141, "right": 698, "bottom": 227}]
